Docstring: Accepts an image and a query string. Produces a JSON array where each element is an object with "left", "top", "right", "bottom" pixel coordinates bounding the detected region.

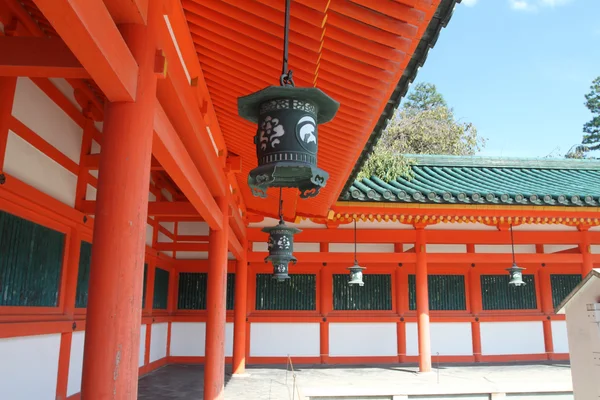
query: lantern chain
[
  {"left": 510, "top": 223, "right": 516, "bottom": 265},
  {"left": 280, "top": 0, "right": 295, "bottom": 87}
]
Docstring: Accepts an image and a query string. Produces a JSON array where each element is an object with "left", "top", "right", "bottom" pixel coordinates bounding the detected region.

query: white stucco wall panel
[
  {"left": 329, "top": 323, "right": 397, "bottom": 357},
  {"left": 330, "top": 243, "right": 395, "bottom": 253},
  {"left": 430, "top": 323, "right": 473, "bottom": 355},
  {"left": 12, "top": 78, "right": 82, "bottom": 162},
  {"left": 4, "top": 131, "right": 77, "bottom": 207},
  {"left": 475, "top": 244, "right": 536, "bottom": 254},
  {"left": 150, "top": 323, "right": 168, "bottom": 362},
  {"left": 426, "top": 244, "right": 467, "bottom": 253},
  {"left": 0, "top": 333, "right": 61, "bottom": 400},
  {"left": 140, "top": 324, "right": 147, "bottom": 367},
  {"left": 480, "top": 321, "right": 545, "bottom": 355},
  {"left": 250, "top": 323, "right": 319, "bottom": 357},
  {"left": 170, "top": 323, "right": 234, "bottom": 357},
  {"left": 405, "top": 322, "right": 418, "bottom": 356},
  {"left": 551, "top": 320, "right": 569, "bottom": 354},
  {"left": 67, "top": 331, "right": 85, "bottom": 396}
]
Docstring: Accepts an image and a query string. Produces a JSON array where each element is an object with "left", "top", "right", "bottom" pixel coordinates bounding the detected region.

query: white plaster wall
[
  {"left": 176, "top": 251, "right": 208, "bottom": 260},
  {"left": 170, "top": 322, "right": 234, "bottom": 357},
  {"left": 67, "top": 331, "right": 85, "bottom": 396},
  {"left": 12, "top": 78, "right": 82, "bottom": 162},
  {"left": 85, "top": 184, "right": 97, "bottom": 201},
  {"left": 430, "top": 323, "right": 473, "bottom": 356},
  {"left": 514, "top": 224, "right": 577, "bottom": 231},
  {"left": 330, "top": 243, "right": 395, "bottom": 253},
  {"left": 294, "top": 243, "right": 321, "bottom": 252},
  {"left": 551, "top": 320, "right": 569, "bottom": 354},
  {"left": 337, "top": 220, "right": 414, "bottom": 230},
  {"left": 426, "top": 244, "right": 467, "bottom": 253},
  {"left": 250, "top": 323, "right": 319, "bottom": 357},
  {"left": 49, "top": 78, "right": 79, "bottom": 112},
  {"left": 178, "top": 221, "right": 209, "bottom": 235},
  {"left": 475, "top": 244, "right": 536, "bottom": 254},
  {"left": 544, "top": 244, "right": 577, "bottom": 254},
  {"left": 150, "top": 323, "right": 168, "bottom": 362},
  {"left": 249, "top": 217, "right": 326, "bottom": 229},
  {"left": 146, "top": 224, "right": 154, "bottom": 247},
  {"left": 4, "top": 132, "right": 77, "bottom": 207},
  {"left": 406, "top": 322, "right": 419, "bottom": 356},
  {"left": 591, "top": 245, "right": 600, "bottom": 254},
  {"left": 140, "top": 324, "right": 147, "bottom": 367},
  {"left": 480, "top": 322, "right": 545, "bottom": 355},
  {"left": 427, "top": 222, "right": 497, "bottom": 231},
  {"left": 329, "top": 323, "right": 397, "bottom": 357},
  {"left": 158, "top": 232, "right": 173, "bottom": 243},
  {"left": 0, "top": 334, "right": 61, "bottom": 400},
  {"left": 160, "top": 222, "right": 175, "bottom": 234}
]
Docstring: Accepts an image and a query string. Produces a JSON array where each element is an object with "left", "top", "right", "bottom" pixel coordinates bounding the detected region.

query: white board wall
[
  {"left": 250, "top": 323, "right": 319, "bottom": 357},
  {"left": 480, "top": 321, "right": 545, "bottom": 355},
  {"left": 150, "top": 323, "right": 169, "bottom": 363},
  {"left": 170, "top": 322, "right": 234, "bottom": 357},
  {"left": 329, "top": 323, "right": 397, "bottom": 357},
  {"left": 0, "top": 333, "right": 61, "bottom": 400}
]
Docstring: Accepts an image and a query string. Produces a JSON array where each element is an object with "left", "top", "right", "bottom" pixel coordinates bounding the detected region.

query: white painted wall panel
[
  {"left": 171, "top": 322, "right": 206, "bottom": 357},
  {"left": 338, "top": 220, "right": 413, "bottom": 230},
  {"left": 67, "top": 331, "right": 85, "bottom": 396},
  {"left": 12, "top": 78, "right": 82, "bottom": 162},
  {"left": 150, "top": 323, "right": 168, "bottom": 362},
  {"left": 330, "top": 243, "right": 395, "bottom": 253},
  {"left": 295, "top": 243, "right": 321, "bottom": 252},
  {"left": 591, "top": 245, "right": 600, "bottom": 254},
  {"left": 160, "top": 222, "right": 175, "bottom": 234},
  {"left": 427, "top": 222, "right": 496, "bottom": 231},
  {"left": 329, "top": 323, "right": 397, "bottom": 357},
  {"left": 140, "top": 325, "right": 147, "bottom": 367},
  {"left": 85, "top": 184, "right": 96, "bottom": 201},
  {"left": 515, "top": 224, "right": 576, "bottom": 231},
  {"left": 90, "top": 139, "right": 101, "bottom": 154},
  {"left": 405, "top": 322, "right": 418, "bottom": 356},
  {"left": 4, "top": 131, "right": 77, "bottom": 206},
  {"left": 158, "top": 232, "right": 172, "bottom": 243},
  {"left": 480, "top": 322, "right": 545, "bottom": 355},
  {"left": 430, "top": 323, "right": 472, "bottom": 355},
  {"left": 426, "top": 244, "right": 467, "bottom": 253},
  {"left": 544, "top": 244, "right": 577, "bottom": 254},
  {"left": 49, "top": 78, "right": 79, "bottom": 111},
  {"left": 0, "top": 334, "right": 61, "bottom": 400},
  {"left": 250, "top": 323, "right": 319, "bottom": 357},
  {"left": 552, "top": 320, "right": 569, "bottom": 353},
  {"left": 176, "top": 251, "right": 208, "bottom": 260},
  {"left": 146, "top": 224, "right": 154, "bottom": 247},
  {"left": 475, "top": 244, "right": 536, "bottom": 254},
  {"left": 225, "top": 322, "right": 234, "bottom": 357},
  {"left": 178, "top": 221, "right": 209, "bottom": 235}
]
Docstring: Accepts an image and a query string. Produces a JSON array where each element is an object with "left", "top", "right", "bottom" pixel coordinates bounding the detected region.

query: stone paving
[{"left": 137, "top": 362, "right": 573, "bottom": 400}]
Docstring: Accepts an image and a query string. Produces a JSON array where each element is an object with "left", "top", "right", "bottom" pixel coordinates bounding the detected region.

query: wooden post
[
  {"left": 232, "top": 241, "right": 248, "bottom": 374},
  {"left": 204, "top": 195, "right": 229, "bottom": 399},
  {"left": 579, "top": 226, "right": 593, "bottom": 276},
  {"left": 395, "top": 243, "right": 407, "bottom": 363},
  {"left": 415, "top": 227, "right": 431, "bottom": 372},
  {"left": 537, "top": 244, "right": 555, "bottom": 360},
  {"left": 319, "top": 242, "right": 331, "bottom": 364},
  {"left": 80, "top": 14, "right": 158, "bottom": 399},
  {"left": 467, "top": 243, "right": 482, "bottom": 362}
]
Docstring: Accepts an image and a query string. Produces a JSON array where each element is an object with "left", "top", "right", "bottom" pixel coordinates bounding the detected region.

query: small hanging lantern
[
  {"left": 348, "top": 218, "right": 365, "bottom": 286},
  {"left": 507, "top": 224, "right": 526, "bottom": 287},
  {"left": 237, "top": 0, "right": 339, "bottom": 199},
  {"left": 262, "top": 189, "right": 301, "bottom": 281}
]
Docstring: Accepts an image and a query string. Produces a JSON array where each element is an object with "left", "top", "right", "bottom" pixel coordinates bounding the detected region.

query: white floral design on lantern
[
  {"left": 259, "top": 116, "right": 285, "bottom": 150},
  {"left": 277, "top": 236, "right": 291, "bottom": 249}
]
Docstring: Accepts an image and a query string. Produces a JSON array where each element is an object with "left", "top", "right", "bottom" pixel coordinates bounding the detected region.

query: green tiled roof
[{"left": 341, "top": 155, "right": 600, "bottom": 207}]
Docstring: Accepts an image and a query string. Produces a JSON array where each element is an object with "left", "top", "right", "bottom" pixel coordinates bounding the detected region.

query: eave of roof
[
  {"left": 342, "top": 155, "right": 600, "bottom": 207},
  {"left": 340, "top": 0, "right": 460, "bottom": 197}
]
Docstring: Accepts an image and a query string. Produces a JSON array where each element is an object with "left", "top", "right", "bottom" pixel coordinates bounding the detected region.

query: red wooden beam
[
  {"left": 153, "top": 102, "right": 222, "bottom": 229},
  {"left": 103, "top": 0, "right": 148, "bottom": 24},
  {"left": 80, "top": 200, "right": 199, "bottom": 217},
  {"left": 156, "top": 234, "right": 243, "bottom": 259},
  {"left": 32, "top": 0, "right": 139, "bottom": 102},
  {"left": 81, "top": 153, "right": 163, "bottom": 170},
  {"left": 0, "top": 36, "right": 89, "bottom": 78},
  {"left": 248, "top": 228, "right": 598, "bottom": 245}
]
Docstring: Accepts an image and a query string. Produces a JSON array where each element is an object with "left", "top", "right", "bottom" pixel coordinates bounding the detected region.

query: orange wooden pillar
[
  {"left": 232, "top": 240, "right": 248, "bottom": 374},
  {"left": 579, "top": 226, "right": 593, "bottom": 276},
  {"left": 80, "top": 17, "right": 158, "bottom": 400},
  {"left": 467, "top": 244, "right": 482, "bottom": 362},
  {"left": 395, "top": 243, "right": 407, "bottom": 363},
  {"left": 319, "top": 243, "right": 331, "bottom": 364},
  {"left": 415, "top": 228, "right": 431, "bottom": 372},
  {"left": 537, "top": 244, "right": 555, "bottom": 360},
  {"left": 204, "top": 195, "right": 229, "bottom": 399},
  {"left": 0, "top": 77, "right": 17, "bottom": 169}
]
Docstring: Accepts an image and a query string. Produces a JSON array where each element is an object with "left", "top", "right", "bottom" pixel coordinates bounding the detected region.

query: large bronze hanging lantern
[
  {"left": 348, "top": 218, "right": 366, "bottom": 286},
  {"left": 237, "top": 0, "right": 339, "bottom": 199},
  {"left": 507, "top": 224, "right": 526, "bottom": 287},
  {"left": 262, "top": 218, "right": 301, "bottom": 281}
]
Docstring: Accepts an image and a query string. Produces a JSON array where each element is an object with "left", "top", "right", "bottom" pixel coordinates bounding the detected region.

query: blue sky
[{"left": 412, "top": 0, "right": 600, "bottom": 158}]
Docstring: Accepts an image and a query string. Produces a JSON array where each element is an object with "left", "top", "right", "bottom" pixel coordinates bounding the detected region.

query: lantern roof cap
[{"left": 237, "top": 86, "right": 340, "bottom": 124}]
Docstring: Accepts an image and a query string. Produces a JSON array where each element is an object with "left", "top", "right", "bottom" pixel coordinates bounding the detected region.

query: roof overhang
[{"left": 556, "top": 268, "right": 600, "bottom": 314}]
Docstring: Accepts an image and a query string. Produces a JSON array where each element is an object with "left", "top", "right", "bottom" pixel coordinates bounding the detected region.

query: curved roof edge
[
  {"left": 403, "top": 154, "right": 600, "bottom": 170},
  {"left": 340, "top": 0, "right": 460, "bottom": 196}
]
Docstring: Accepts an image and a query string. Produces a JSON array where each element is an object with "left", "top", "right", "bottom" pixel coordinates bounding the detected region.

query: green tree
[
  {"left": 581, "top": 77, "right": 600, "bottom": 150},
  {"left": 358, "top": 83, "right": 485, "bottom": 181}
]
